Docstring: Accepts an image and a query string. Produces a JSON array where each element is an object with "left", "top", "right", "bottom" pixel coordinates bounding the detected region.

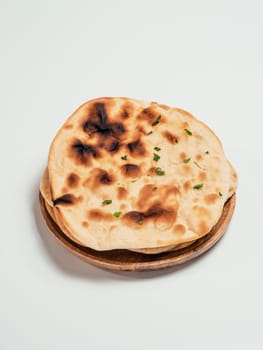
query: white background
[{"left": 1, "top": 0, "right": 263, "bottom": 349}]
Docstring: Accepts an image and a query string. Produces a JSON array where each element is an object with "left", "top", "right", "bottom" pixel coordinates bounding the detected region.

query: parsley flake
[
  {"left": 152, "top": 115, "right": 161, "bottom": 126},
  {"left": 183, "top": 158, "right": 191, "bottom": 163},
  {"left": 113, "top": 211, "right": 122, "bottom": 218},
  {"left": 153, "top": 153, "right": 160, "bottom": 162},
  {"left": 154, "top": 146, "right": 161, "bottom": 152},
  {"left": 184, "top": 128, "right": 192, "bottom": 136},
  {"left": 102, "top": 199, "right": 112, "bottom": 205},
  {"left": 193, "top": 183, "right": 203, "bottom": 190},
  {"left": 121, "top": 155, "right": 127, "bottom": 160},
  {"left": 147, "top": 131, "right": 153, "bottom": 135},
  {"left": 138, "top": 220, "right": 143, "bottom": 225},
  {"left": 156, "top": 167, "right": 165, "bottom": 176},
  {"left": 219, "top": 192, "right": 223, "bottom": 197},
  {"left": 205, "top": 151, "right": 209, "bottom": 154}
]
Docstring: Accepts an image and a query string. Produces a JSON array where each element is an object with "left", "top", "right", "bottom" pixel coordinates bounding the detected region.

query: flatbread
[
  {"left": 40, "top": 169, "right": 83, "bottom": 245},
  {"left": 40, "top": 168, "right": 196, "bottom": 253},
  {"left": 46, "top": 97, "right": 237, "bottom": 251},
  {"left": 130, "top": 241, "right": 195, "bottom": 254},
  {"left": 40, "top": 168, "right": 53, "bottom": 206}
]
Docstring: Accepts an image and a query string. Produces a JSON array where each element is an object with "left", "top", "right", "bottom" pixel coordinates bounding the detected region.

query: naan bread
[
  {"left": 40, "top": 169, "right": 83, "bottom": 245},
  {"left": 40, "top": 168, "right": 53, "bottom": 207},
  {"left": 40, "top": 167, "right": 196, "bottom": 253},
  {"left": 46, "top": 97, "right": 237, "bottom": 251}
]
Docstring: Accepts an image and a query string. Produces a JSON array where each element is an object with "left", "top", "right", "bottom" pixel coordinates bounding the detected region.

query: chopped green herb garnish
[
  {"left": 194, "top": 161, "right": 202, "bottom": 169},
  {"left": 154, "top": 146, "right": 161, "bottom": 152},
  {"left": 153, "top": 153, "right": 160, "bottom": 161},
  {"left": 131, "top": 179, "right": 137, "bottom": 183},
  {"left": 205, "top": 151, "right": 209, "bottom": 154},
  {"left": 152, "top": 186, "right": 157, "bottom": 191},
  {"left": 219, "top": 192, "right": 223, "bottom": 197},
  {"left": 102, "top": 199, "right": 112, "bottom": 205},
  {"left": 147, "top": 131, "right": 153, "bottom": 135},
  {"left": 121, "top": 155, "right": 127, "bottom": 160},
  {"left": 152, "top": 115, "right": 161, "bottom": 126},
  {"left": 183, "top": 158, "right": 191, "bottom": 163},
  {"left": 155, "top": 167, "right": 165, "bottom": 176},
  {"left": 193, "top": 183, "right": 203, "bottom": 190},
  {"left": 184, "top": 128, "right": 192, "bottom": 136},
  {"left": 113, "top": 211, "right": 122, "bottom": 218},
  {"left": 138, "top": 220, "right": 143, "bottom": 225},
  {"left": 117, "top": 182, "right": 120, "bottom": 185}
]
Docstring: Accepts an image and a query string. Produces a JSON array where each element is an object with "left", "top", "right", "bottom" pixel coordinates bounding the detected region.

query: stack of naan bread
[{"left": 40, "top": 97, "right": 237, "bottom": 254}]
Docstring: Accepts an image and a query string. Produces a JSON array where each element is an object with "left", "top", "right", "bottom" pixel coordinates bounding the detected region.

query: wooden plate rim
[{"left": 39, "top": 192, "right": 236, "bottom": 271}]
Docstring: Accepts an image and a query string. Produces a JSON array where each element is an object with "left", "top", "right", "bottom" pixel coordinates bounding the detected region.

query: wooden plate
[{"left": 39, "top": 192, "right": 236, "bottom": 271}]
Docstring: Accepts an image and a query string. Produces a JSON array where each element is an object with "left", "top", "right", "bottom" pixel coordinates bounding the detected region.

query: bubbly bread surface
[{"left": 45, "top": 97, "right": 237, "bottom": 251}]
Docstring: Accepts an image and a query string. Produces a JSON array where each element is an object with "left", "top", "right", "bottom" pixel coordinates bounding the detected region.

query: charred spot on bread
[
  {"left": 53, "top": 194, "right": 82, "bottom": 206},
  {"left": 110, "top": 123, "right": 125, "bottom": 135},
  {"left": 137, "top": 107, "right": 157, "bottom": 124},
  {"left": 96, "top": 136, "right": 122, "bottom": 154},
  {"left": 136, "top": 184, "right": 159, "bottom": 211},
  {"left": 121, "top": 163, "right": 140, "bottom": 178},
  {"left": 67, "top": 173, "right": 80, "bottom": 188},
  {"left": 136, "top": 125, "right": 146, "bottom": 135},
  {"left": 83, "top": 102, "right": 110, "bottom": 136},
  {"left": 121, "top": 109, "right": 130, "bottom": 119},
  {"left": 106, "top": 139, "right": 121, "bottom": 153},
  {"left": 83, "top": 102, "right": 125, "bottom": 139},
  {"left": 117, "top": 101, "right": 135, "bottom": 119},
  {"left": 82, "top": 102, "right": 126, "bottom": 155},
  {"left": 123, "top": 211, "right": 144, "bottom": 224},
  {"left": 98, "top": 170, "right": 114, "bottom": 185},
  {"left": 122, "top": 205, "right": 177, "bottom": 228},
  {"left": 147, "top": 166, "right": 157, "bottom": 176},
  {"left": 136, "top": 184, "right": 179, "bottom": 212},
  {"left": 162, "top": 130, "right": 178, "bottom": 144},
  {"left": 83, "top": 168, "right": 115, "bottom": 188},
  {"left": 70, "top": 140, "right": 100, "bottom": 165},
  {"left": 126, "top": 139, "right": 146, "bottom": 157},
  {"left": 72, "top": 140, "right": 97, "bottom": 156}
]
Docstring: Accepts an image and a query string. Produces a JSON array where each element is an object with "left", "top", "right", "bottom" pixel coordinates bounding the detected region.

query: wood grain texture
[{"left": 39, "top": 192, "right": 236, "bottom": 271}]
